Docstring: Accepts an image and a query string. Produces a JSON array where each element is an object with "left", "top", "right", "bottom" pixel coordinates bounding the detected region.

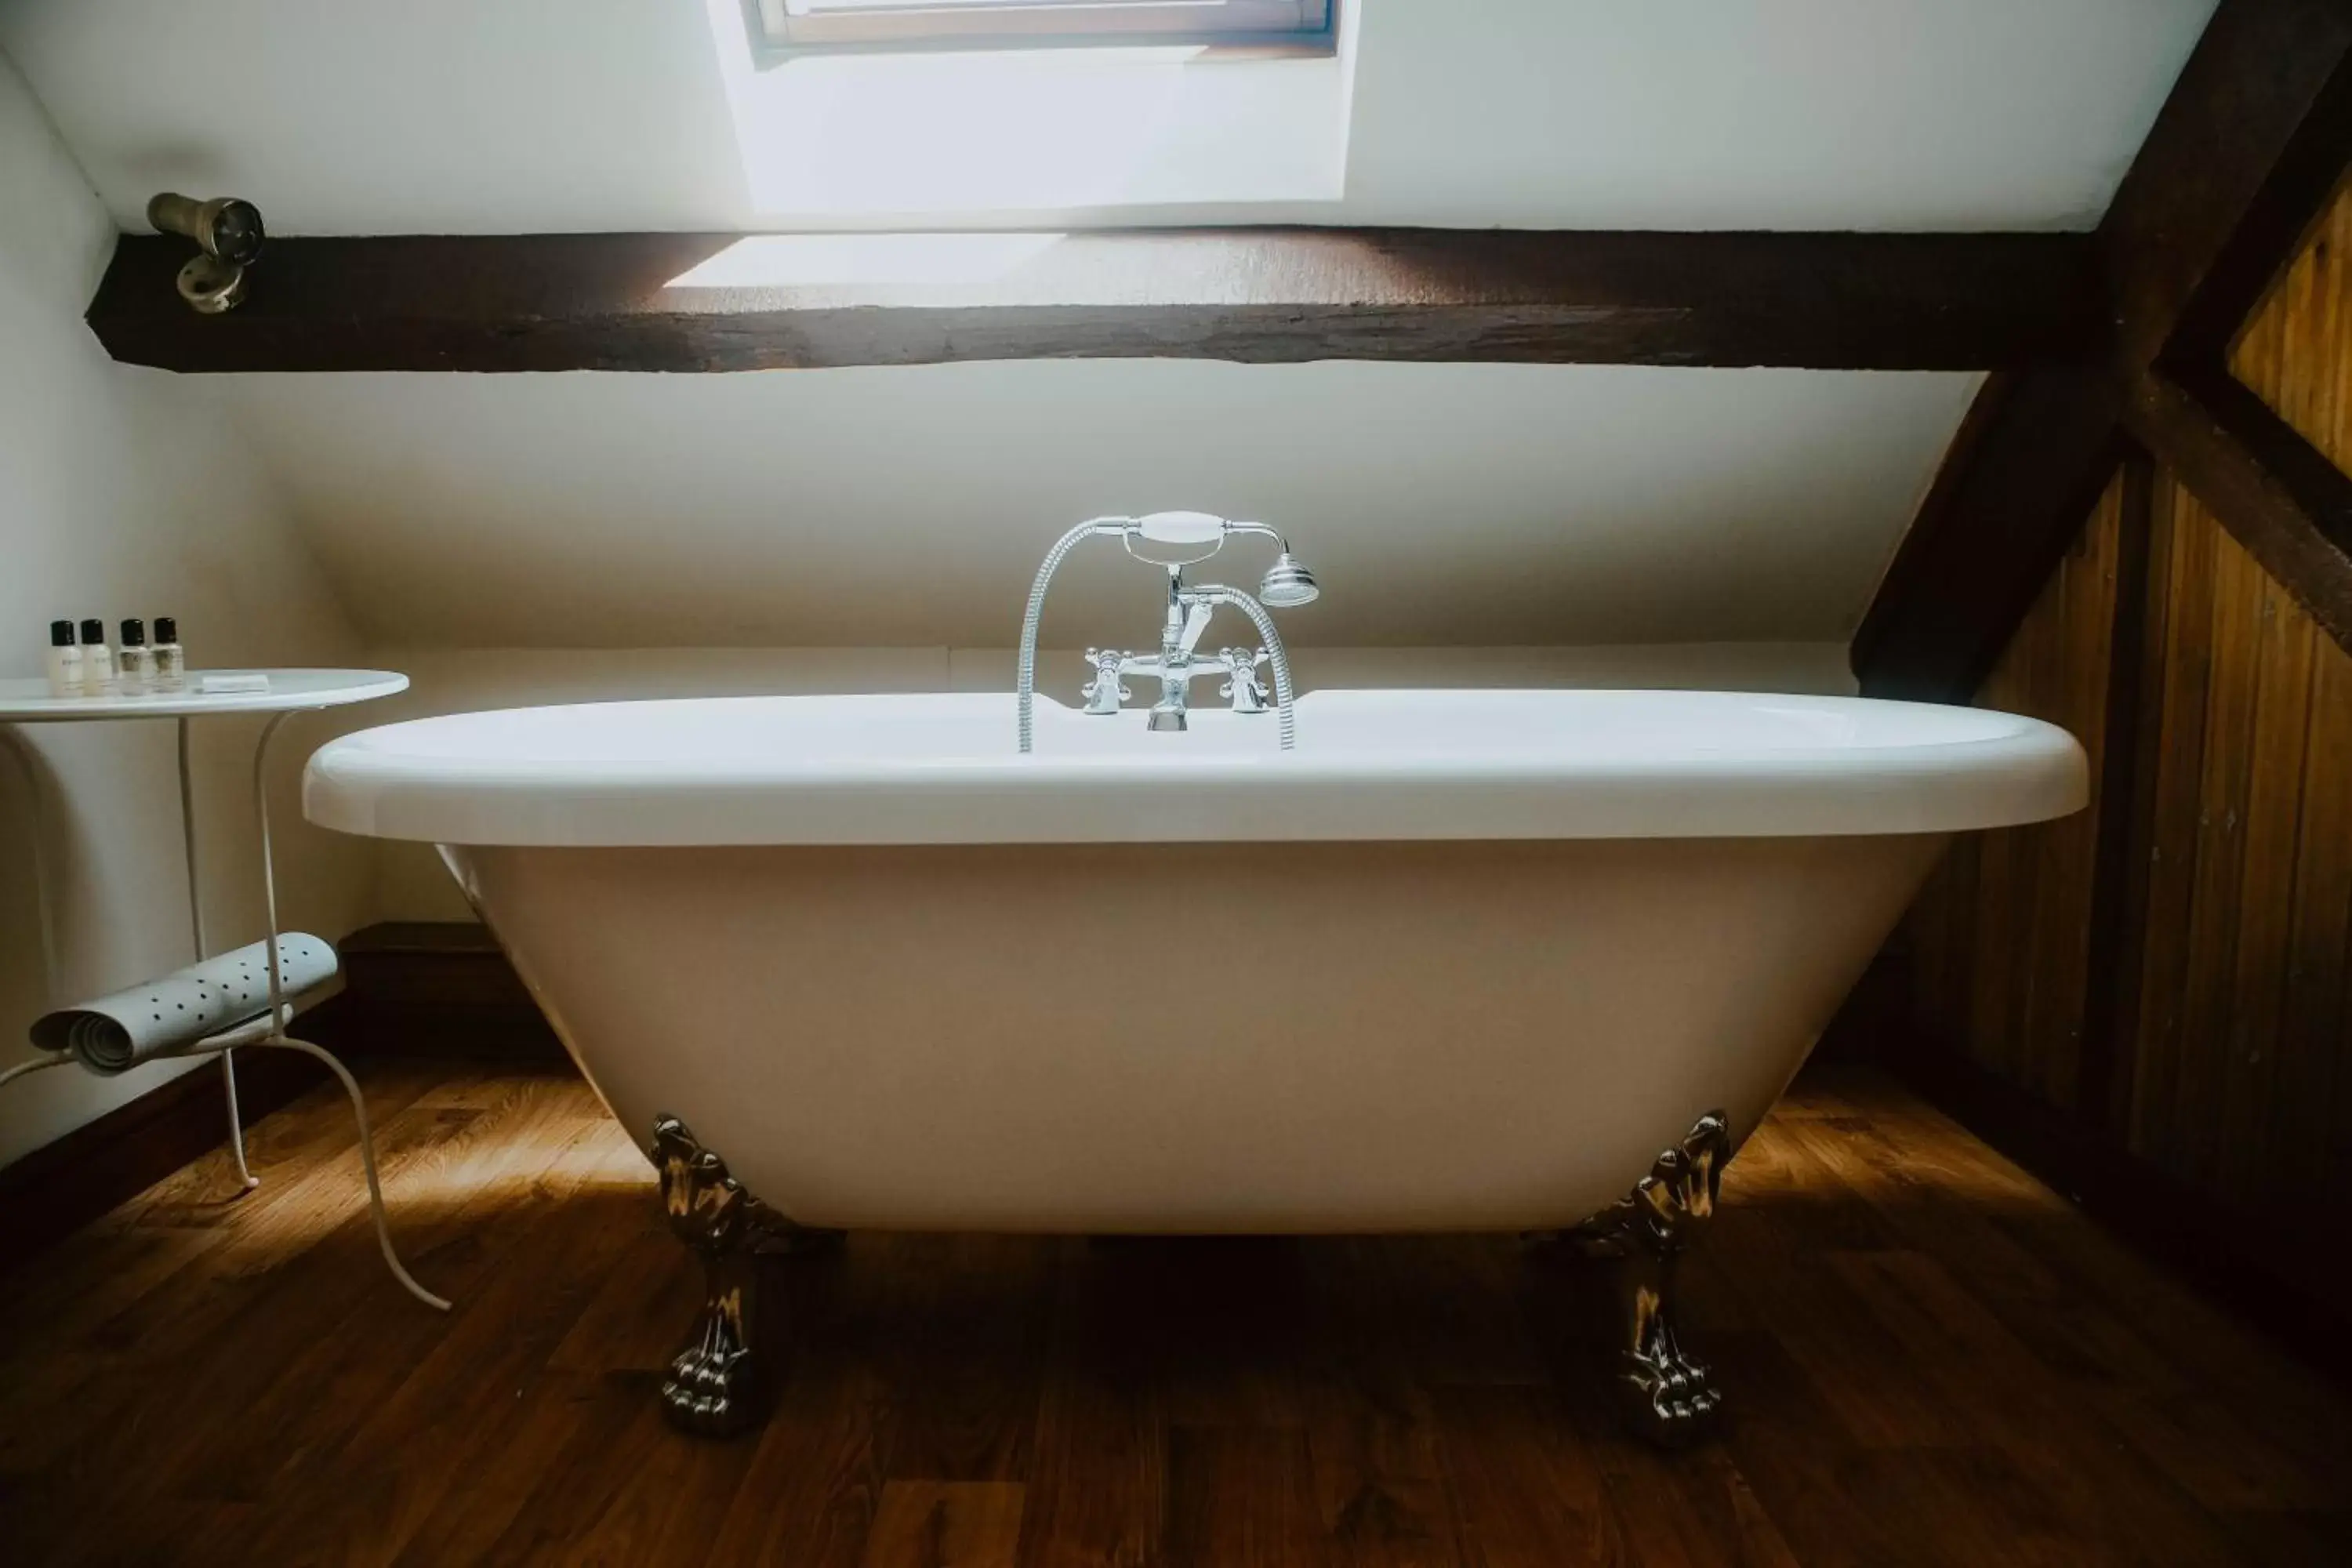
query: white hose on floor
[
  {"left": 0, "top": 1032, "right": 448, "bottom": 1311},
  {"left": 257, "top": 1033, "right": 451, "bottom": 1312}
]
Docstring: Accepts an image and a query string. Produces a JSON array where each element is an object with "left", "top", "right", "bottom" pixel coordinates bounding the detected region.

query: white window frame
[{"left": 747, "top": 0, "right": 1334, "bottom": 56}]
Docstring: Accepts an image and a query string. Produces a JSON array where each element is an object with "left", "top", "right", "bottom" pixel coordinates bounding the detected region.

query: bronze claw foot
[
  {"left": 1614, "top": 1300, "right": 1722, "bottom": 1445},
  {"left": 662, "top": 1278, "right": 760, "bottom": 1437},
  {"left": 1572, "top": 1111, "right": 1732, "bottom": 1449},
  {"left": 650, "top": 1115, "right": 821, "bottom": 1439}
]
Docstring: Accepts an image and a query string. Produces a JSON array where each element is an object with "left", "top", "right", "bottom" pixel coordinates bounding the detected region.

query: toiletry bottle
[
  {"left": 118, "top": 619, "right": 151, "bottom": 696},
  {"left": 151, "top": 615, "right": 186, "bottom": 692},
  {"left": 78, "top": 618, "right": 115, "bottom": 697},
  {"left": 46, "top": 620, "right": 81, "bottom": 699}
]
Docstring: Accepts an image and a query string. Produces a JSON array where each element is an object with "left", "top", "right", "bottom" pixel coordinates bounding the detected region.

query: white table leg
[
  {"left": 253, "top": 713, "right": 294, "bottom": 1032},
  {"left": 252, "top": 711, "right": 448, "bottom": 1311},
  {"left": 183, "top": 716, "right": 257, "bottom": 1193},
  {"left": 177, "top": 717, "right": 207, "bottom": 956},
  {"left": 1, "top": 726, "right": 60, "bottom": 1003}
]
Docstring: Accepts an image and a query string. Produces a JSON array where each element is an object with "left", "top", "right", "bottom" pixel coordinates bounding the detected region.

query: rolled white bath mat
[{"left": 30, "top": 935, "right": 339, "bottom": 1075}]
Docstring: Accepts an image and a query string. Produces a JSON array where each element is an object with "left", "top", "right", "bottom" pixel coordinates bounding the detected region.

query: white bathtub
[{"left": 304, "top": 688, "right": 2084, "bottom": 1440}]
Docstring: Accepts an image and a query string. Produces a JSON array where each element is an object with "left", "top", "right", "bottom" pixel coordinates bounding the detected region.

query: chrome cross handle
[
  {"left": 1220, "top": 648, "right": 1271, "bottom": 714},
  {"left": 1081, "top": 649, "right": 1130, "bottom": 716}
]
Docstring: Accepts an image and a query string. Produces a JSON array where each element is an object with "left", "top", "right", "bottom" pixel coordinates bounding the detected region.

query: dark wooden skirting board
[
  {"left": 85, "top": 227, "right": 2103, "bottom": 374},
  {"left": 0, "top": 1045, "right": 325, "bottom": 1274},
  {"left": 324, "top": 921, "right": 566, "bottom": 1062}
]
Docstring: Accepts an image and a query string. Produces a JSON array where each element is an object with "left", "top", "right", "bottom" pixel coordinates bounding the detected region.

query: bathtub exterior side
[{"left": 445, "top": 834, "right": 1944, "bottom": 1232}]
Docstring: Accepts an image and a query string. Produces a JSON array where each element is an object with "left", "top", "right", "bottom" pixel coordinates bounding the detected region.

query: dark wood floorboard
[{"left": 1, "top": 1061, "right": 2345, "bottom": 1566}]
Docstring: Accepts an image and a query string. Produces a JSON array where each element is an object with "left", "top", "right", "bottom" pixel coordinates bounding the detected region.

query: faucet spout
[
  {"left": 1147, "top": 567, "right": 1202, "bottom": 730},
  {"left": 1177, "top": 601, "right": 1216, "bottom": 658}
]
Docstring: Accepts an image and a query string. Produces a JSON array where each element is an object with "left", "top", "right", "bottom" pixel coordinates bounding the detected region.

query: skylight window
[
  {"left": 751, "top": 0, "right": 1334, "bottom": 55},
  {"left": 700, "top": 0, "right": 1351, "bottom": 217}
]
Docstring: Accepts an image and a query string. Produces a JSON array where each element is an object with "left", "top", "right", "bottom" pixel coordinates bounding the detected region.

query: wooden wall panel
[
  {"left": 2124, "top": 482, "right": 2352, "bottom": 1212},
  {"left": 1906, "top": 474, "right": 2123, "bottom": 1109},
  {"left": 2233, "top": 169, "right": 2352, "bottom": 474},
  {"left": 1896, "top": 464, "right": 2352, "bottom": 1325},
  {"left": 1882, "top": 1, "right": 2352, "bottom": 1353},
  {"left": 2283, "top": 649, "right": 2352, "bottom": 1207}
]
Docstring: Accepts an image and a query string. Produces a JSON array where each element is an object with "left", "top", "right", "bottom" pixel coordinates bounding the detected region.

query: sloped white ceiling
[
  {"left": 212, "top": 363, "right": 1977, "bottom": 651},
  {"left": 2, "top": 0, "right": 2213, "bottom": 233},
  {"left": 1, "top": 2, "right": 2206, "bottom": 658}
]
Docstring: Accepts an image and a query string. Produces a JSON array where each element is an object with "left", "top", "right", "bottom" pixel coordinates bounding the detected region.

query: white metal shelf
[{"left": 0, "top": 668, "right": 408, "bottom": 722}]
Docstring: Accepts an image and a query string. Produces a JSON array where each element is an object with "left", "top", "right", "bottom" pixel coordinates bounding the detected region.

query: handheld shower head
[
  {"left": 1124, "top": 510, "right": 1227, "bottom": 568},
  {"left": 1258, "top": 552, "right": 1320, "bottom": 608}
]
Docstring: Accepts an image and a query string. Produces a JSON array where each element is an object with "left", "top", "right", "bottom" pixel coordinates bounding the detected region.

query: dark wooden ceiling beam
[
  {"left": 2103, "top": 0, "right": 2352, "bottom": 371},
  {"left": 2127, "top": 365, "right": 2352, "bottom": 649},
  {"left": 85, "top": 227, "right": 2100, "bottom": 375},
  {"left": 1853, "top": 366, "right": 2129, "bottom": 701},
  {"left": 1853, "top": 0, "right": 2352, "bottom": 699}
]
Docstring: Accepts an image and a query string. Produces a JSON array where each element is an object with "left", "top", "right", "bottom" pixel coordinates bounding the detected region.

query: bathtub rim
[{"left": 303, "top": 688, "right": 2088, "bottom": 847}]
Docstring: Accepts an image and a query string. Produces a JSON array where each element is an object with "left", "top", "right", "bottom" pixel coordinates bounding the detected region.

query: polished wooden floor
[{"left": 2, "top": 1062, "right": 2347, "bottom": 1567}]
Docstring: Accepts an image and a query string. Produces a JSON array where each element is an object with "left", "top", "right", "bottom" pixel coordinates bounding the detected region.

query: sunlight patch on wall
[
  {"left": 699, "top": 0, "right": 1351, "bottom": 220},
  {"left": 665, "top": 232, "right": 1066, "bottom": 289}
]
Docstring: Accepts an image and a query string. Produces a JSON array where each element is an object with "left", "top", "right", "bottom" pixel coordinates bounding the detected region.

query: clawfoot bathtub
[{"left": 304, "top": 688, "right": 2084, "bottom": 1444}]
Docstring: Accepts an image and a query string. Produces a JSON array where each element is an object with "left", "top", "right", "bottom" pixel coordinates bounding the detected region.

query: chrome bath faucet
[{"left": 1017, "top": 512, "right": 1319, "bottom": 753}]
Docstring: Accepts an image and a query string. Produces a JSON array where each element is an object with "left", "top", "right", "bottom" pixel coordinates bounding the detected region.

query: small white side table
[{"left": 0, "top": 670, "right": 445, "bottom": 1307}]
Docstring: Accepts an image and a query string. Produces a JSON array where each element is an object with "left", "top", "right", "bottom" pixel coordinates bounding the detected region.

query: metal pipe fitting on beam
[{"left": 147, "top": 193, "right": 266, "bottom": 314}]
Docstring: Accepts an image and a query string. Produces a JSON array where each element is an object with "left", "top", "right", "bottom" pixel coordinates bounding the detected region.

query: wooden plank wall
[
  {"left": 1901, "top": 178, "right": 2352, "bottom": 1313},
  {"left": 2234, "top": 170, "right": 2352, "bottom": 473},
  {"left": 2124, "top": 481, "right": 2352, "bottom": 1211},
  {"left": 1907, "top": 476, "right": 2123, "bottom": 1112}
]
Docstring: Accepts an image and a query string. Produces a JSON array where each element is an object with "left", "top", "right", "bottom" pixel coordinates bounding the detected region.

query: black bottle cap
[
  {"left": 121, "top": 619, "right": 146, "bottom": 646},
  {"left": 155, "top": 616, "right": 177, "bottom": 643},
  {"left": 51, "top": 619, "right": 73, "bottom": 647},
  {"left": 78, "top": 619, "right": 103, "bottom": 644}
]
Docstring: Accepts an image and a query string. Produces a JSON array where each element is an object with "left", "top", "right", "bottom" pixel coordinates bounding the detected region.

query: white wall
[
  {"left": 0, "top": 53, "right": 373, "bottom": 1171},
  {"left": 217, "top": 362, "right": 1981, "bottom": 654},
  {"left": 0, "top": 0, "right": 2213, "bottom": 232}
]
